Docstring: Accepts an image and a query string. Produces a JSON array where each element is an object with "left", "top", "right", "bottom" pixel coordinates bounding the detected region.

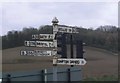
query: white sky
[{"left": 0, "top": 0, "right": 119, "bottom": 36}]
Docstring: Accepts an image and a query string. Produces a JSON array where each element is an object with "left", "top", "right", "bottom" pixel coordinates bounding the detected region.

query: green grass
[{"left": 83, "top": 75, "right": 118, "bottom": 81}]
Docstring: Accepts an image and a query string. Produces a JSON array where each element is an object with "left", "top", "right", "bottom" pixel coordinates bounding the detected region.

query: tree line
[{"left": 2, "top": 25, "right": 119, "bottom": 53}]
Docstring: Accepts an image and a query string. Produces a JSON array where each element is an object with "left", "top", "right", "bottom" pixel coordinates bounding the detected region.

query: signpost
[
  {"left": 20, "top": 50, "right": 53, "bottom": 56},
  {"left": 56, "top": 58, "right": 87, "bottom": 65},
  {"left": 24, "top": 41, "right": 54, "bottom": 47},
  {"left": 20, "top": 17, "right": 87, "bottom": 82},
  {"left": 24, "top": 41, "right": 36, "bottom": 47},
  {"left": 58, "top": 27, "right": 78, "bottom": 33},
  {"left": 32, "top": 34, "right": 53, "bottom": 40},
  {"left": 52, "top": 17, "right": 58, "bottom": 81},
  {"left": 36, "top": 41, "right": 54, "bottom": 47}
]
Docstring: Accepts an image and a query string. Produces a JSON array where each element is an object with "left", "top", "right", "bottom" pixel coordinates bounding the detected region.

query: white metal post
[
  {"left": 44, "top": 69, "right": 47, "bottom": 83},
  {"left": 52, "top": 17, "right": 59, "bottom": 81},
  {"left": 52, "top": 65, "right": 57, "bottom": 81}
]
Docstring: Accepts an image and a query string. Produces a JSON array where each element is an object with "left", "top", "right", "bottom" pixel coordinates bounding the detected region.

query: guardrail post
[
  {"left": 6, "top": 74, "right": 11, "bottom": 83},
  {"left": 53, "top": 66, "right": 57, "bottom": 81},
  {"left": 44, "top": 69, "right": 47, "bottom": 83},
  {"left": 67, "top": 68, "right": 71, "bottom": 82},
  {"left": 41, "top": 70, "right": 45, "bottom": 82}
]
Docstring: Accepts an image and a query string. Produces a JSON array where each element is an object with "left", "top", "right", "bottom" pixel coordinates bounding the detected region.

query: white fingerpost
[{"left": 52, "top": 17, "right": 59, "bottom": 81}]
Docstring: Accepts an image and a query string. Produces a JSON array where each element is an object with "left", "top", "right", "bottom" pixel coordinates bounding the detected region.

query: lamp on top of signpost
[
  {"left": 52, "top": 17, "right": 59, "bottom": 38},
  {"left": 52, "top": 17, "right": 59, "bottom": 25}
]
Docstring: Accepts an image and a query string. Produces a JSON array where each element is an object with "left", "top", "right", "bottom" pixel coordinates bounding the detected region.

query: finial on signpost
[{"left": 52, "top": 17, "right": 59, "bottom": 25}]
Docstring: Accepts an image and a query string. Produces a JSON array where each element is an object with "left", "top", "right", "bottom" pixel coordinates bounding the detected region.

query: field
[{"left": 2, "top": 46, "right": 118, "bottom": 80}]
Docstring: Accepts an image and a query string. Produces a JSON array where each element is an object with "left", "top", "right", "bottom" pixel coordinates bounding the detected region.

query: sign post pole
[
  {"left": 53, "top": 53, "right": 58, "bottom": 81},
  {"left": 70, "top": 34, "right": 74, "bottom": 67},
  {"left": 52, "top": 17, "right": 59, "bottom": 81}
]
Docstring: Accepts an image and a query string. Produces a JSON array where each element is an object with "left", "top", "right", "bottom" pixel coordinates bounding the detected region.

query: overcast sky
[{"left": 0, "top": 1, "right": 118, "bottom": 36}]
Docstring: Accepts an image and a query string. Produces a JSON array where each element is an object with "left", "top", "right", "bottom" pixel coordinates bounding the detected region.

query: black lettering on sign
[
  {"left": 48, "top": 35, "right": 52, "bottom": 39},
  {"left": 70, "top": 60, "right": 74, "bottom": 64},
  {"left": 57, "top": 60, "right": 63, "bottom": 63},
  {"left": 39, "top": 35, "right": 44, "bottom": 39},
  {"left": 57, "top": 60, "right": 69, "bottom": 64},
  {"left": 27, "top": 51, "right": 34, "bottom": 56},
  {"left": 70, "top": 60, "right": 80, "bottom": 64},
  {"left": 49, "top": 42, "right": 53, "bottom": 47},
  {"left": 32, "top": 34, "right": 39, "bottom": 39},
  {"left": 63, "top": 60, "right": 69, "bottom": 64},
  {"left": 21, "top": 51, "right": 27, "bottom": 55},
  {"left": 64, "top": 29, "right": 67, "bottom": 32},
  {"left": 58, "top": 28, "right": 67, "bottom": 32},
  {"left": 36, "top": 41, "right": 49, "bottom": 47},
  {"left": 24, "top": 41, "right": 30, "bottom": 46},
  {"left": 76, "top": 60, "right": 80, "bottom": 64},
  {"left": 36, "top": 35, "right": 39, "bottom": 39},
  {"left": 65, "top": 60, "right": 68, "bottom": 63},
  {"left": 81, "top": 60, "right": 84, "bottom": 64},
  {"left": 58, "top": 28, "right": 62, "bottom": 31},
  {"left": 29, "top": 41, "right": 36, "bottom": 46},
  {"left": 68, "top": 28, "right": 72, "bottom": 32},
  {"left": 32, "top": 35, "right": 35, "bottom": 39}
]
